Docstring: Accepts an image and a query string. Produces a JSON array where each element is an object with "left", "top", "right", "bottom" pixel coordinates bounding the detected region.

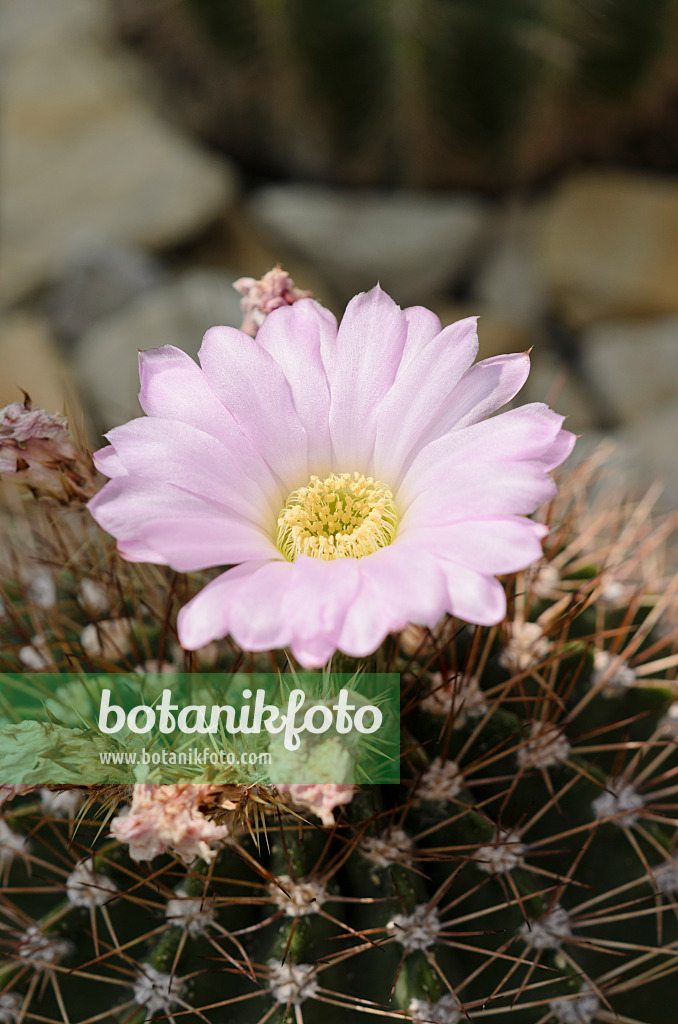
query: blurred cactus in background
[
  {"left": 111, "top": 0, "right": 678, "bottom": 188},
  {"left": 1, "top": 407, "right": 678, "bottom": 1020}
]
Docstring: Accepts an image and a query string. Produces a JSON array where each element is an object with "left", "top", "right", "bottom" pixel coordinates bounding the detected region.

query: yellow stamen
[{"left": 277, "top": 472, "right": 398, "bottom": 561}]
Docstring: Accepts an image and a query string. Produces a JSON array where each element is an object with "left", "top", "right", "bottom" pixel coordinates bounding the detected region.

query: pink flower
[
  {"left": 234, "top": 267, "right": 312, "bottom": 338},
  {"left": 276, "top": 783, "right": 355, "bottom": 826},
  {"left": 110, "top": 784, "right": 230, "bottom": 864},
  {"left": 88, "top": 286, "right": 575, "bottom": 668}
]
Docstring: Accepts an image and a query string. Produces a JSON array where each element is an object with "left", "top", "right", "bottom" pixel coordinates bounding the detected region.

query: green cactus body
[{"left": 1, "top": 437, "right": 678, "bottom": 1023}]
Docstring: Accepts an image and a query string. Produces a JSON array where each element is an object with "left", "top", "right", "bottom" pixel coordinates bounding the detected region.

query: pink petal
[
  {"left": 398, "top": 516, "right": 548, "bottom": 575},
  {"left": 437, "top": 561, "right": 507, "bottom": 625},
  {"left": 373, "top": 317, "right": 478, "bottom": 482},
  {"left": 281, "top": 556, "right": 361, "bottom": 668},
  {"left": 539, "top": 428, "right": 578, "bottom": 471},
  {"left": 88, "top": 479, "right": 279, "bottom": 571},
  {"left": 117, "top": 539, "right": 167, "bottom": 563},
  {"left": 255, "top": 300, "right": 335, "bottom": 473},
  {"left": 414, "top": 351, "right": 530, "bottom": 453},
  {"left": 134, "top": 518, "right": 280, "bottom": 572},
  {"left": 399, "top": 305, "right": 443, "bottom": 370},
  {"left": 178, "top": 562, "right": 295, "bottom": 652},
  {"left": 93, "top": 445, "right": 128, "bottom": 478},
  {"left": 399, "top": 404, "right": 575, "bottom": 506},
  {"left": 227, "top": 561, "right": 296, "bottom": 650},
  {"left": 178, "top": 558, "right": 362, "bottom": 666},
  {"left": 103, "top": 418, "right": 277, "bottom": 524},
  {"left": 400, "top": 461, "right": 558, "bottom": 527},
  {"left": 328, "top": 285, "right": 408, "bottom": 468},
  {"left": 338, "top": 546, "right": 448, "bottom": 658},
  {"left": 177, "top": 563, "right": 268, "bottom": 650},
  {"left": 138, "top": 346, "right": 280, "bottom": 490},
  {"left": 199, "top": 326, "right": 308, "bottom": 489}
]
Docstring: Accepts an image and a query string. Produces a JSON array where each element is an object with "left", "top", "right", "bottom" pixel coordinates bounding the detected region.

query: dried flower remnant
[
  {"left": 234, "top": 266, "right": 312, "bottom": 337},
  {"left": 0, "top": 400, "right": 94, "bottom": 500},
  {"left": 89, "top": 284, "right": 574, "bottom": 667},
  {"left": 275, "top": 783, "right": 355, "bottom": 826},
  {"left": 0, "top": 785, "right": 33, "bottom": 808},
  {"left": 110, "top": 784, "right": 233, "bottom": 863}
]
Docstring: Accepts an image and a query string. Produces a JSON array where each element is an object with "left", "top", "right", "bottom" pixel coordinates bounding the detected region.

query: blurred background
[{"left": 2, "top": 0, "right": 678, "bottom": 500}]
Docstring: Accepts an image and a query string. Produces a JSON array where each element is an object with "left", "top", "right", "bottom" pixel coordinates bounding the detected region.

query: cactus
[
  {"left": 1, "top": 406, "right": 678, "bottom": 1024},
  {"left": 112, "top": 0, "right": 678, "bottom": 187}
]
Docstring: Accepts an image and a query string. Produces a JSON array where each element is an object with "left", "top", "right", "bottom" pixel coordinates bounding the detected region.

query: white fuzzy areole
[
  {"left": 387, "top": 904, "right": 441, "bottom": 951},
  {"left": 593, "top": 779, "right": 643, "bottom": 828},
  {"left": 270, "top": 875, "right": 327, "bottom": 917},
  {"left": 267, "top": 961, "right": 319, "bottom": 1005},
  {"left": 517, "top": 721, "right": 570, "bottom": 770},
  {"left": 133, "top": 965, "right": 183, "bottom": 1014}
]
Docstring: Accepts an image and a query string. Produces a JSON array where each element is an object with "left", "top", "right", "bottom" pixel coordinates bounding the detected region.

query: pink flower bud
[
  {"left": 275, "top": 783, "right": 355, "bottom": 827},
  {"left": 233, "top": 266, "right": 312, "bottom": 337}
]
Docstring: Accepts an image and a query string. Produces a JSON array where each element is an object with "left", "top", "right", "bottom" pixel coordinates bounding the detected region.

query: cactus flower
[{"left": 88, "top": 286, "right": 575, "bottom": 668}]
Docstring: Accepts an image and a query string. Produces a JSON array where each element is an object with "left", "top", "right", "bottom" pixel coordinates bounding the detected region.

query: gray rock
[
  {"left": 248, "top": 186, "right": 490, "bottom": 303},
  {"left": 74, "top": 270, "right": 244, "bottom": 433},
  {"left": 540, "top": 172, "right": 678, "bottom": 326},
  {"left": 475, "top": 202, "right": 548, "bottom": 325},
  {"left": 581, "top": 318, "right": 678, "bottom": 423},
  {"left": 0, "top": 0, "right": 236, "bottom": 304},
  {"left": 42, "top": 240, "right": 164, "bottom": 347},
  {"left": 619, "top": 402, "right": 678, "bottom": 509}
]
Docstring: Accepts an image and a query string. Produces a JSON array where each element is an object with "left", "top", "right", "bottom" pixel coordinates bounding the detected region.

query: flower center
[{"left": 277, "top": 472, "right": 397, "bottom": 561}]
